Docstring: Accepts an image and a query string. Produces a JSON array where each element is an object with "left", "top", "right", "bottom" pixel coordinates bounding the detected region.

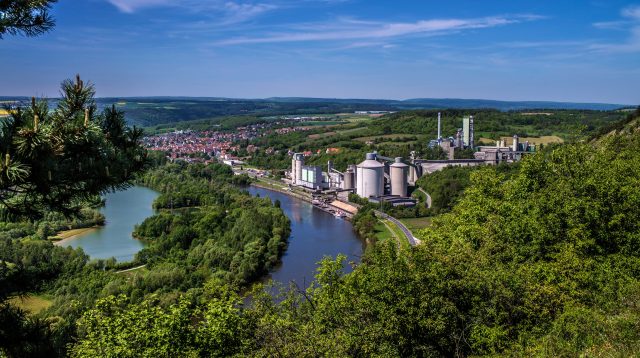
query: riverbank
[
  {"left": 51, "top": 227, "right": 100, "bottom": 246},
  {"left": 250, "top": 180, "right": 312, "bottom": 203},
  {"left": 251, "top": 180, "right": 356, "bottom": 219}
]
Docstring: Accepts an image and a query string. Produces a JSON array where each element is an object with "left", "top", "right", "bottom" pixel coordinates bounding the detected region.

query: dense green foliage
[
  {"left": 0, "top": 160, "right": 290, "bottom": 357},
  {"left": 72, "top": 117, "right": 640, "bottom": 356},
  {"left": 109, "top": 99, "right": 398, "bottom": 127},
  {"left": 0, "top": 76, "right": 146, "bottom": 218},
  {"left": 417, "top": 163, "right": 520, "bottom": 213},
  {"left": 0, "top": 76, "right": 147, "bottom": 357},
  {"left": 134, "top": 162, "right": 290, "bottom": 286}
]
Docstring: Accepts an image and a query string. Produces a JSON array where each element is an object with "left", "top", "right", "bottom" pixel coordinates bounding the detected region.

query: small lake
[
  {"left": 247, "top": 186, "right": 365, "bottom": 287},
  {"left": 61, "top": 186, "right": 159, "bottom": 262},
  {"left": 61, "top": 184, "right": 364, "bottom": 287}
]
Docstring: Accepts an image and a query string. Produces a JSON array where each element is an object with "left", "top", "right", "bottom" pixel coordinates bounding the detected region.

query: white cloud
[
  {"left": 590, "top": 4, "right": 640, "bottom": 53},
  {"left": 622, "top": 5, "right": 640, "bottom": 19},
  {"left": 107, "top": 0, "right": 171, "bottom": 13},
  {"left": 106, "top": 0, "right": 277, "bottom": 24},
  {"left": 220, "top": 2, "right": 277, "bottom": 24},
  {"left": 216, "top": 15, "right": 540, "bottom": 45}
]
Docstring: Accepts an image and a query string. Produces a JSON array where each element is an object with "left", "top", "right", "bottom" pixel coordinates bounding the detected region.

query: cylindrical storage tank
[
  {"left": 356, "top": 153, "right": 384, "bottom": 198},
  {"left": 349, "top": 164, "right": 357, "bottom": 190},
  {"left": 343, "top": 168, "right": 354, "bottom": 190},
  {"left": 295, "top": 154, "right": 303, "bottom": 185},
  {"left": 390, "top": 157, "right": 408, "bottom": 197},
  {"left": 512, "top": 135, "right": 519, "bottom": 152},
  {"left": 291, "top": 157, "right": 297, "bottom": 183}
]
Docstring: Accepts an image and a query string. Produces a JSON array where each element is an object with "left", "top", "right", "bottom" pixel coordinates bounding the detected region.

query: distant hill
[
  {"left": 1, "top": 96, "right": 632, "bottom": 127},
  {"left": 266, "top": 97, "right": 630, "bottom": 111},
  {"left": 401, "top": 98, "right": 629, "bottom": 111}
]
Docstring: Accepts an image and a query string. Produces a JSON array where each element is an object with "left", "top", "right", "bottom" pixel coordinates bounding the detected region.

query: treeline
[
  {"left": 70, "top": 119, "right": 640, "bottom": 356},
  {"left": 113, "top": 98, "right": 399, "bottom": 127},
  {"left": 133, "top": 162, "right": 290, "bottom": 286},
  {"left": 0, "top": 208, "right": 104, "bottom": 242},
  {"left": 137, "top": 161, "right": 250, "bottom": 209}
]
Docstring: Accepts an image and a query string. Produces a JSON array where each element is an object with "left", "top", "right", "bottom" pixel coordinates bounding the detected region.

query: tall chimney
[
  {"left": 437, "top": 112, "right": 442, "bottom": 140},
  {"left": 469, "top": 115, "right": 475, "bottom": 149}
]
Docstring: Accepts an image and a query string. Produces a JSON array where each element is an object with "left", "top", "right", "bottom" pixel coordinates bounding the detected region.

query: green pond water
[{"left": 61, "top": 186, "right": 159, "bottom": 262}]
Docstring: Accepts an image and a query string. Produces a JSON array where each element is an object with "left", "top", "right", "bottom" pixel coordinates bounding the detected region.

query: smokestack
[
  {"left": 469, "top": 115, "right": 475, "bottom": 149},
  {"left": 437, "top": 112, "right": 442, "bottom": 140}
]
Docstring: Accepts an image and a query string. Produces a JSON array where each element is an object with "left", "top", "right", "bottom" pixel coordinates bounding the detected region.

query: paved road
[
  {"left": 116, "top": 264, "right": 146, "bottom": 273},
  {"left": 375, "top": 211, "right": 420, "bottom": 246},
  {"left": 417, "top": 187, "right": 432, "bottom": 209}
]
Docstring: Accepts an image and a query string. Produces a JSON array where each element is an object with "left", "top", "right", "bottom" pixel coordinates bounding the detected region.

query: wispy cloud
[
  {"left": 108, "top": 0, "right": 170, "bottom": 13},
  {"left": 215, "top": 14, "right": 542, "bottom": 45},
  {"left": 590, "top": 4, "right": 640, "bottom": 53},
  {"left": 622, "top": 5, "right": 640, "bottom": 20},
  {"left": 106, "top": 0, "right": 277, "bottom": 24}
]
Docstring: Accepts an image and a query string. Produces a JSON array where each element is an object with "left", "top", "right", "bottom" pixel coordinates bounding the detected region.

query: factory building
[
  {"left": 299, "top": 165, "right": 324, "bottom": 189},
  {"left": 474, "top": 135, "right": 535, "bottom": 165},
  {"left": 343, "top": 165, "right": 356, "bottom": 190},
  {"left": 368, "top": 195, "right": 417, "bottom": 207},
  {"left": 463, "top": 115, "right": 475, "bottom": 148},
  {"left": 291, "top": 153, "right": 304, "bottom": 185},
  {"left": 356, "top": 153, "right": 385, "bottom": 198}
]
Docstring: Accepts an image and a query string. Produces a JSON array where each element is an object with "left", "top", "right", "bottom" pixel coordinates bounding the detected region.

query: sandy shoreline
[{"left": 51, "top": 227, "right": 100, "bottom": 246}]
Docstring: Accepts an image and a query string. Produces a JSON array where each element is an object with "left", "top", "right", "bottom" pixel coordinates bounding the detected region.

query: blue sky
[{"left": 1, "top": 0, "right": 640, "bottom": 104}]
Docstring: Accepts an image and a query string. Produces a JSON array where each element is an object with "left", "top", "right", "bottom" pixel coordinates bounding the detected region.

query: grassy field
[
  {"left": 307, "top": 126, "right": 368, "bottom": 140},
  {"left": 400, "top": 217, "right": 433, "bottom": 231},
  {"left": 9, "top": 295, "right": 53, "bottom": 314},
  {"left": 336, "top": 114, "right": 378, "bottom": 122},
  {"left": 374, "top": 221, "right": 394, "bottom": 242},
  {"left": 354, "top": 134, "right": 422, "bottom": 142},
  {"left": 384, "top": 219, "right": 412, "bottom": 250},
  {"left": 299, "top": 120, "right": 347, "bottom": 126},
  {"left": 479, "top": 136, "right": 564, "bottom": 146}
]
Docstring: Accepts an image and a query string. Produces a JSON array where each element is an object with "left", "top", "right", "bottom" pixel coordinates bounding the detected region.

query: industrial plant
[{"left": 287, "top": 113, "right": 535, "bottom": 205}]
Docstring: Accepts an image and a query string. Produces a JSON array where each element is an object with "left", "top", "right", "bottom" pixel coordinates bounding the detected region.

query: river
[
  {"left": 247, "top": 186, "right": 364, "bottom": 287},
  {"left": 60, "top": 186, "right": 159, "bottom": 262},
  {"left": 61, "top": 185, "right": 364, "bottom": 287}
]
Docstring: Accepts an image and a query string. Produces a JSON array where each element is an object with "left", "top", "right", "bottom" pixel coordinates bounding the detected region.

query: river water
[
  {"left": 247, "top": 187, "right": 364, "bottom": 287},
  {"left": 61, "top": 185, "right": 364, "bottom": 287},
  {"left": 61, "top": 186, "right": 159, "bottom": 262}
]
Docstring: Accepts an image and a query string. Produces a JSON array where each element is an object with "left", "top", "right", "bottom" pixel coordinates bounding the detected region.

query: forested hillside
[{"left": 68, "top": 111, "right": 640, "bottom": 356}]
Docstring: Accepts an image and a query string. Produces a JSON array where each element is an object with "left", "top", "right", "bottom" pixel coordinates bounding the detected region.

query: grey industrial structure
[{"left": 287, "top": 114, "right": 533, "bottom": 205}]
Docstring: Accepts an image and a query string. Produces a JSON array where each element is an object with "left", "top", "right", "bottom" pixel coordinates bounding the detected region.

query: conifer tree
[
  {"left": 0, "top": 0, "right": 57, "bottom": 38},
  {"left": 0, "top": 75, "right": 147, "bottom": 218}
]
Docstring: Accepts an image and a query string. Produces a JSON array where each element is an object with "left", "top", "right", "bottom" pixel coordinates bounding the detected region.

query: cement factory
[{"left": 288, "top": 113, "right": 535, "bottom": 206}]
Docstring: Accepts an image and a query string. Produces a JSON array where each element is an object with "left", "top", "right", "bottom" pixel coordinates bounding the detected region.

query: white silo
[
  {"left": 390, "top": 157, "right": 408, "bottom": 197},
  {"left": 293, "top": 153, "right": 304, "bottom": 185},
  {"left": 512, "top": 135, "right": 519, "bottom": 152},
  {"left": 356, "top": 153, "right": 384, "bottom": 198},
  {"left": 343, "top": 167, "right": 354, "bottom": 190},
  {"left": 291, "top": 156, "right": 298, "bottom": 183}
]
